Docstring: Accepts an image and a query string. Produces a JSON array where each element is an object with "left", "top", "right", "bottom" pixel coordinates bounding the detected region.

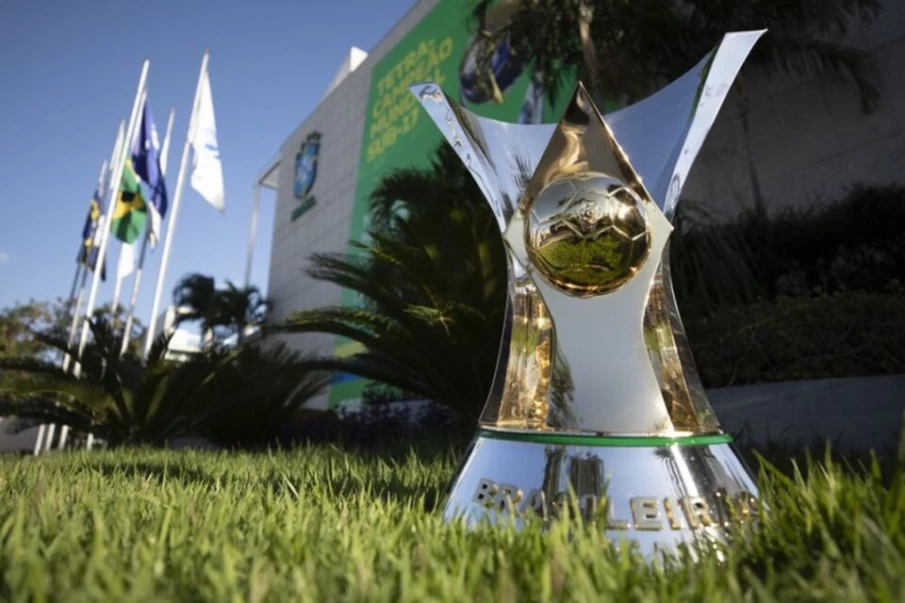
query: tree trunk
[
  {"left": 577, "top": 0, "right": 605, "bottom": 105},
  {"left": 735, "top": 80, "right": 767, "bottom": 217}
]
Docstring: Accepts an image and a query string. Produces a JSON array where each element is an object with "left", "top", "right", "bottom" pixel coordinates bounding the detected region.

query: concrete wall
[
  {"left": 687, "top": 0, "right": 905, "bottom": 216},
  {"left": 0, "top": 422, "right": 39, "bottom": 454},
  {"left": 267, "top": 0, "right": 442, "bottom": 330},
  {"left": 709, "top": 375, "right": 905, "bottom": 452}
]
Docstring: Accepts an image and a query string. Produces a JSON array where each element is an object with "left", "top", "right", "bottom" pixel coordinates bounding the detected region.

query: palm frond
[
  {"left": 283, "top": 306, "right": 403, "bottom": 338},
  {"left": 32, "top": 331, "right": 78, "bottom": 358},
  {"left": 194, "top": 344, "right": 329, "bottom": 447},
  {"left": 146, "top": 330, "right": 175, "bottom": 368},
  {"left": 0, "top": 356, "right": 72, "bottom": 376},
  {"left": 0, "top": 397, "right": 98, "bottom": 434},
  {"left": 0, "top": 372, "right": 108, "bottom": 409}
]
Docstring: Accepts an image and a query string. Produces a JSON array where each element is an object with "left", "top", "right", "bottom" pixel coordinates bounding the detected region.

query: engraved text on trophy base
[{"left": 471, "top": 477, "right": 758, "bottom": 531}]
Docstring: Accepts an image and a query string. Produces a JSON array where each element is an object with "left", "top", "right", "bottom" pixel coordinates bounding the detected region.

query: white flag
[
  {"left": 190, "top": 70, "right": 224, "bottom": 211},
  {"left": 159, "top": 117, "right": 172, "bottom": 178},
  {"left": 117, "top": 241, "right": 135, "bottom": 279}
]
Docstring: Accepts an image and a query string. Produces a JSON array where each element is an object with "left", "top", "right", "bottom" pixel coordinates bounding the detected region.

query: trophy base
[{"left": 443, "top": 429, "right": 759, "bottom": 556}]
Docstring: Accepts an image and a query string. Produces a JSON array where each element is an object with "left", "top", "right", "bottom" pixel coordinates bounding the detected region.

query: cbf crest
[{"left": 292, "top": 131, "right": 321, "bottom": 221}]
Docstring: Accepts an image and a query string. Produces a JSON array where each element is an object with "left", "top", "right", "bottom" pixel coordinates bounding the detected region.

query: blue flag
[
  {"left": 131, "top": 98, "right": 168, "bottom": 246},
  {"left": 77, "top": 188, "right": 106, "bottom": 281}
]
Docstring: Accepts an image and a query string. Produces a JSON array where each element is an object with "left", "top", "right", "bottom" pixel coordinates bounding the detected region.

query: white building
[
  {"left": 145, "top": 306, "right": 203, "bottom": 361},
  {"left": 255, "top": 0, "right": 905, "bottom": 410}
]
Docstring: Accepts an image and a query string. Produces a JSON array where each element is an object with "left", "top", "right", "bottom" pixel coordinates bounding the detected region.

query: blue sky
[{"left": 0, "top": 0, "right": 414, "bottom": 326}]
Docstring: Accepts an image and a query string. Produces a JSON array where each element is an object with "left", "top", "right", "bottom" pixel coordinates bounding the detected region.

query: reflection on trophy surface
[
  {"left": 526, "top": 173, "right": 651, "bottom": 298},
  {"left": 413, "top": 30, "right": 767, "bottom": 555}
]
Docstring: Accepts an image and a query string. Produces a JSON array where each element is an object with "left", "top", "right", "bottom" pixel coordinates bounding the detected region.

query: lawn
[{"left": 0, "top": 436, "right": 902, "bottom": 602}]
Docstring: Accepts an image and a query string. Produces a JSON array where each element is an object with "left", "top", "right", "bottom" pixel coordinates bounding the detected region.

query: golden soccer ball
[{"left": 525, "top": 173, "right": 651, "bottom": 297}]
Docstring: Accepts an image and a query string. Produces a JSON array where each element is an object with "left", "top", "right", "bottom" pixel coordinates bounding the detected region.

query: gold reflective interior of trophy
[{"left": 526, "top": 173, "right": 652, "bottom": 297}]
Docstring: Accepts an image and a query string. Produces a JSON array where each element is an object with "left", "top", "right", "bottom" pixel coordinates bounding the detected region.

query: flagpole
[
  {"left": 33, "top": 253, "right": 83, "bottom": 455},
  {"left": 61, "top": 253, "right": 85, "bottom": 369},
  {"left": 43, "top": 425, "right": 56, "bottom": 451},
  {"left": 109, "top": 255, "right": 124, "bottom": 327},
  {"left": 62, "top": 254, "right": 90, "bottom": 369},
  {"left": 62, "top": 158, "right": 112, "bottom": 376},
  {"left": 32, "top": 425, "right": 46, "bottom": 456},
  {"left": 144, "top": 50, "right": 209, "bottom": 357},
  {"left": 65, "top": 260, "right": 85, "bottom": 335},
  {"left": 109, "top": 89, "right": 150, "bottom": 333},
  {"left": 56, "top": 123, "right": 125, "bottom": 451},
  {"left": 120, "top": 105, "right": 176, "bottom": 357},
  {"left": 244, "top": 184, "right": 260, "bottom": 289},
  {"left": 70, "top": 132, "right": 124, "bottom": 452},
  {"left": 56, "top": 61, "right": 149, "bottom": 454},
  {"left": 51, "top": 150, "right": 118, "bottom": 453},
  {"left": 76, "top": 60, "right": 149, "bottom": 367}
]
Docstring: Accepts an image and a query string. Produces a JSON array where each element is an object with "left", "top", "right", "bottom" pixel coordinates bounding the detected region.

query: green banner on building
[{"left": 329, "top": 0, "right": 573, "bottom": 407}]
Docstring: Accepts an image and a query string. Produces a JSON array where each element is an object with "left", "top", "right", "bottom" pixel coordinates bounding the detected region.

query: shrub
[
  {"left": 674, "top": 183, "right": 905, "bottom": 319},
  {"left": 196, "top": 343, "right": 329, "bottom": 449},
  {"left": 688, "top": 291, "right": 905, "bottom": 387},
  {"left": 278, "top": 402, "right": 462, "bottom": 450}
]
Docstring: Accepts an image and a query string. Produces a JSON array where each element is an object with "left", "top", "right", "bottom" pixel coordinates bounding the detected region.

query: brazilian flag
[{"left": 111, "top": 160, "right": 148, "bottom": 244}]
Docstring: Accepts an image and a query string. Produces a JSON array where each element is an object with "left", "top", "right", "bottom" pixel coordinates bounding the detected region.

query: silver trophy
[{"left": 411, "top": 31, "right": 766, "bottom": 554}]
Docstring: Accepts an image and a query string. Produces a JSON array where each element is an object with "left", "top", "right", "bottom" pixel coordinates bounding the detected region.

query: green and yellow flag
[{"left": 111, "top": 160, "right": 148, "bottom": 244}]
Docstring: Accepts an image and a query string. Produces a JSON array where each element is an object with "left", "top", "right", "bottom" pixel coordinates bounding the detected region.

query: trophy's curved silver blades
[
  {"left": 606, "top": 30, "right": 766, "bottom": 217},
  {"left": 411, "top": 83, "right": 556, "bottom": 231}
]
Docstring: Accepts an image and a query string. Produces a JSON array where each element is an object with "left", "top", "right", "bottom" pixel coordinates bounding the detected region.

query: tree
[
  {"left": 0, "top": 301, "right": 54, "bottom": 360},
  {"left": 173, "top": 273, "right": 219, "bottom": 342},
  {"left": 216, "top": 282, "right": 270, "bottom": 344},
  {"left": 476, "top": 0, "right": 884, "bottom": 212},
  {"left": 280, "top": 143, "right": 508, "bottom": 423},
  {"left": 172, "top": 275, "right": 271, "bottom": 345},
  {"left": 0, "top": 299, "right": 144, "bottom": 362}
]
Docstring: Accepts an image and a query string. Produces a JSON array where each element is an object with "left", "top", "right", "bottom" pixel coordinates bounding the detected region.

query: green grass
[{"left": 0, "top": 437, "right": 903, "bottom": 602}]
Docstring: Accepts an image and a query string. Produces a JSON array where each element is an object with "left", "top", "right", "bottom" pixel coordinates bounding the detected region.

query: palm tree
[
  {"left": 279, "top": 143, "right": 508, "bottom": 423},
  {"left": 172, "top": 273, "right": 218, "bottom": 343},
  {"left": 0, "top": 318, "right": 233, "bottom": 446},
  {"left": 476, "top": 0, "right": 884, "bottom": 212},
  {"left": 172, "top": 274, "right": 271, "bottom": 346},
  {"left": 216, "top": 282, "right": 271, "bottom": 344}
]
